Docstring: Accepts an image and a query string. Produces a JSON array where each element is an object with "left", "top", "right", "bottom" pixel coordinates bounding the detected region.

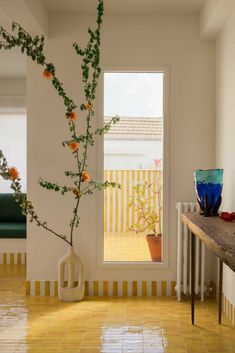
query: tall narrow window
[
  {"left": 103, "top": 72, "right": 164, "bottom": 262},
  {"left": 0, "top": 113, "right": 27, "bottom": 193}
]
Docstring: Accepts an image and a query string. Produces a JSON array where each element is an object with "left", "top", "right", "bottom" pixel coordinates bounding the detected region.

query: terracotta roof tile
[{"left": 104, "top": 116, "right": 162, "bottom": 139}]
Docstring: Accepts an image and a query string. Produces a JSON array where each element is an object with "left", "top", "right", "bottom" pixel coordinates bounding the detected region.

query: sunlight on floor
[{"left": 104, "top": 232, "right": 153, "bottom": 261}]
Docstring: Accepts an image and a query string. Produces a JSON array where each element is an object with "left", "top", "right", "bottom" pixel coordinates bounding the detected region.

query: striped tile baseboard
[
  {"left": 26, "top": 280, "right": 177, "bottom": 297},
  {"left": 0, "top": 252, "right": 26, "bottom": 265},
  {"left": 223, "top": 293, "right": 235, "bottom": 328}
]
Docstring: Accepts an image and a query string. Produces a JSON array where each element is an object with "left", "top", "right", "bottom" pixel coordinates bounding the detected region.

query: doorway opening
[{"left": 103, "top": 71, "right": 165, "bottom": 262}]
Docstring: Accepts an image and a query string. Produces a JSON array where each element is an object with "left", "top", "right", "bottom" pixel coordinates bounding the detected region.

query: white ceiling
[
  {"left": 0, "top": 0, "right": 207, "bottom": 78},
  {"left": 43, "top": 0, "right": 205, "bottom": 13}
]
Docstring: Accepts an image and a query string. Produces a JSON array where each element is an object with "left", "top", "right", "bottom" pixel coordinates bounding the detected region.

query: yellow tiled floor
[
  {"left": 104, "top": 232, "right": 152, "bottom": 261},
  {"left": 1, "top": 265, "right": 235, "bottom": 353}
]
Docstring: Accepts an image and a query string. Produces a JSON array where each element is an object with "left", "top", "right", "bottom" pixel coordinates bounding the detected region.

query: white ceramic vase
[{"left": 58, "top": 245, "right": 85, "bottom": 302}]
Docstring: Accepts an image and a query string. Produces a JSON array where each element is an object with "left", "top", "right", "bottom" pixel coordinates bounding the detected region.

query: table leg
[
  {"left": 191, "top": 232, "right": 195, "bottom": 324},
  {"left": 218, "top": 259, "right": 223, "bottom": 324}
]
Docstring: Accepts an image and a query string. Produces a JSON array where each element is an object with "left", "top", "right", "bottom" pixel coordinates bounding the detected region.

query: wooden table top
[{"left": 181, "top": 213, "right": 235, "bottom": 272}]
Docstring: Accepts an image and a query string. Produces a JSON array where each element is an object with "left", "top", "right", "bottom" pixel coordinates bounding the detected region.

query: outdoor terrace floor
[{"left": 104, "top": 232, "right": 152, "bottom": 262}]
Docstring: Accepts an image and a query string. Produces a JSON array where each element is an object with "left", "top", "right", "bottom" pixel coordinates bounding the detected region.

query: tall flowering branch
[{"left": 0, "top": 0, "right": 120, "bottom": 247}]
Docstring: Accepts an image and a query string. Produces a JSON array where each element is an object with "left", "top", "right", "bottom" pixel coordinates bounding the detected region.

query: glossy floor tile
[{"left": 0, "top": 265, "right": 234, "bottom": 353}]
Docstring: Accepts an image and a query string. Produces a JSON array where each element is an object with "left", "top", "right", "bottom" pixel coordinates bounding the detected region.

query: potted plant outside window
[{"left": 129, "top": 173, "right": 162, "bottom": 262}]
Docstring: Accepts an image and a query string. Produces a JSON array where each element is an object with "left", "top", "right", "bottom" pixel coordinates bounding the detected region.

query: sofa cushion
[
  {"left": 0, "top": 193, "right": 26, "bottom": 222},
  {"left": 0, "top": 222, "right": 26, "bottom": 238}
]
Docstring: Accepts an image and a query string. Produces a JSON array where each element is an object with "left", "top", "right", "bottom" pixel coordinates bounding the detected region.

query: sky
[{"left": 104, "top": 72, "right": 164, "bottom": 118}]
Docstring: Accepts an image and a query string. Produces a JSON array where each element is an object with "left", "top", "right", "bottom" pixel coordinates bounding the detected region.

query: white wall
[
  {"left": 26, "top": 13, "right": 215, "bottom": 282},
  {"left": 104, "top": 139, "right": 162, "bottom": 170},
  {"left": 0, "top": 78, "right": 26, "bottom": 111},
  {"left": 216, "top": 9, "right": 235, "bottom": 307},
  {"left": 0, "top": 238, "right": 26, "bottom": 253},
  {"left": 0, "top": 78, "right": 26, "bottom": 96}
]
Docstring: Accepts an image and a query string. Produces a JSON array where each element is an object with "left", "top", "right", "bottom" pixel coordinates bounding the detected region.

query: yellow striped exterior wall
[
  {"left": 25, "top": 280, "right": 176, "bottom": 297},
  {"left": 223, "top": 292, "right": 235, "bottom": 328},
  {"left": 104, "top": 169, "right": 162, "bottom": 233},
  {"left": 0, "top": 252, "right": 26, "bottom": 265}
]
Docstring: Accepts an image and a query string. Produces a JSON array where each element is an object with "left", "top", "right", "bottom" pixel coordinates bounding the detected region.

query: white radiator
[{"left": 175, "top": 202, "right": 206, "bottom": 301}]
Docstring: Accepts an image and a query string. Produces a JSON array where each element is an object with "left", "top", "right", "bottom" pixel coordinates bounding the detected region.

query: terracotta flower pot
[{"left": 146, "top": 234, "right": 162, "bottom": 262}]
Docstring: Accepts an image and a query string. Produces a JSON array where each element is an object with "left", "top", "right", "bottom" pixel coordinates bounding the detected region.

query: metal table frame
[{"left": 190, "top": 232, "right": 223, "bottom": 324}]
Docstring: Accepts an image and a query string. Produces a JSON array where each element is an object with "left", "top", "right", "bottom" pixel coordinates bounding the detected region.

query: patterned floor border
[
  {"left": 223, "top": 293, "right": 235, "bottom": 327},
  {"left": 26, "top": 280, "right": 177, "bottom": 297}
]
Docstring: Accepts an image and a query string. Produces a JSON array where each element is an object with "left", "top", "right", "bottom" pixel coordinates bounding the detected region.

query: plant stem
[
  {"left": 69, "top": 197, "right": 80, "bottom": 246},
  {"left": 31, "top": 213, "right": 71, "bottom": 246},
  {"left": 69, "top": 110, "right": 91, "bottom": 242}
]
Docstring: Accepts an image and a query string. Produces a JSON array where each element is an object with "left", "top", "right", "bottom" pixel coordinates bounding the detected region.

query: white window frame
[{"left": 96, "top": 67, "right": 170, "bottom": 269}]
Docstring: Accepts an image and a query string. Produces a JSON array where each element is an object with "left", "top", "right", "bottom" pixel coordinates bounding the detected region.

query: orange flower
[
  {"left": 8, "top": 167, "right": 19, "bottom": 180},
  {"left": 81, "top": 171, "right": 91, "bottom": 182},
  {"left": 67, "top": 111, "right": 77, "bottom": 122},
  {"left": 68, "top": 141, "right": 79, "bottom": 151},
  {"left": 86, "top": 102, "right": 93, "bottom": 110},
  {"left": 42, "top": 69, "right": 53, "bottom": 80}
]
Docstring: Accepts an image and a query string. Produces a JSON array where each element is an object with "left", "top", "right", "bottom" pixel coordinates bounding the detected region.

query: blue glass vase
[{"left": 194, "top": 169, "right": 223, "bottom": 217}]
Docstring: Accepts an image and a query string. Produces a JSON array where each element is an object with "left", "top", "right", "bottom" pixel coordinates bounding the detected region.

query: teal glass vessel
[{"left": 194, "top": 169, "right": 223, "bottom": 216}]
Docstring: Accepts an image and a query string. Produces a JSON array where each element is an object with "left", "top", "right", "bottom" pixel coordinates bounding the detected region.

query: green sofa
[{"left": 0, "top": 193, "right": 26, "bottom": 238}]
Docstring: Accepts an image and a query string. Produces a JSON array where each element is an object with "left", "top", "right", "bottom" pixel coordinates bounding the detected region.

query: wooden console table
[{"left": 181, "top": 213, "right": 235, "bottom": 325}]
